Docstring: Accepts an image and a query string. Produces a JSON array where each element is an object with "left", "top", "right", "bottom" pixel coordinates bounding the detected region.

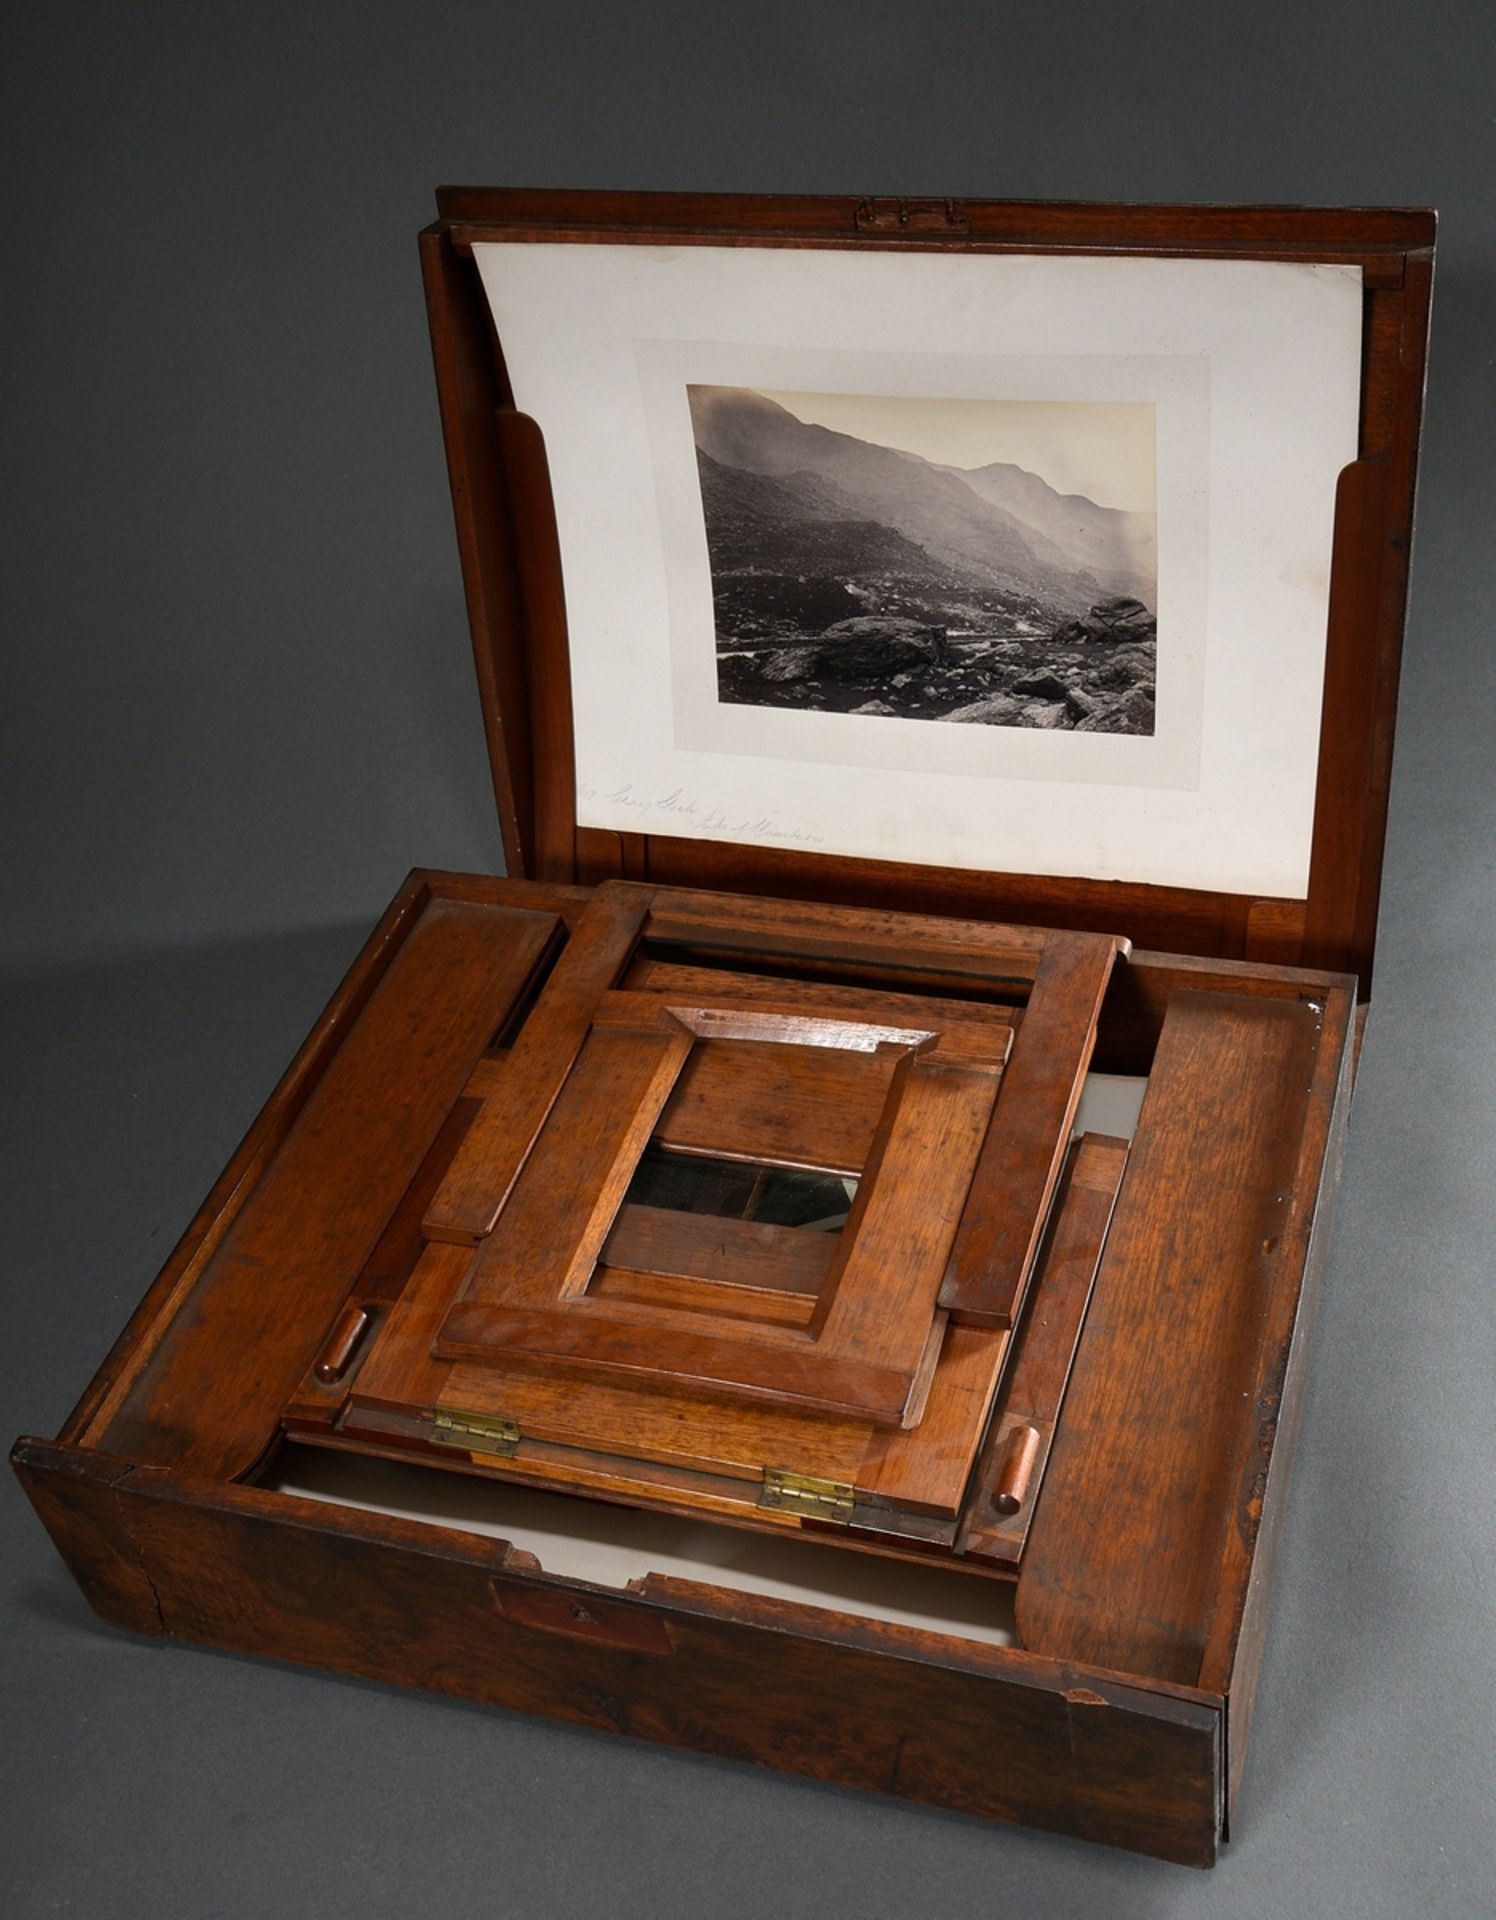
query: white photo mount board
[{"left": 474, "top": 241, "right": 1363, "bottom": 900}]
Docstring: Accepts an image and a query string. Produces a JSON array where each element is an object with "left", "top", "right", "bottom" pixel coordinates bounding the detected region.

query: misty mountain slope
[
  {"left": 688, "top": 386, "right": 1151, "bottom": 613},
  {"left": 696, "top": 449, "right": 972, "bottom": 585},
  {"left": 950, "top": 459, "right": 1156, "bottom": 604}
]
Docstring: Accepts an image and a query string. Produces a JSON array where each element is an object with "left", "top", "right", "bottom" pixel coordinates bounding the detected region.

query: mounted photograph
[{"left": 690, "top": 385, "right": 1158, "bottom": 735}]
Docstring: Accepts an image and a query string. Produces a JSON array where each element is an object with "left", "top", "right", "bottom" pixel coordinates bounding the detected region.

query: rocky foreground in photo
[{"left": 717, "top": 599, "right": 1157, "bottom": 735}]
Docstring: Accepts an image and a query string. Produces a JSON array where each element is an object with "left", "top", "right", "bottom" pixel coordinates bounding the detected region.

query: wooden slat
[
  {"left": 961, "top": 1133, "right": 1129, "bottom": 1568},
  {"left": 939, "top": 933, "right": 1121, "bottom": 1328},
  {"left": 626, "top": 956, "right": 1021, "bottom": 1033},
  {"left": 94, "top": 898, "right": 560, "bottom": 1478},
  {"left": 436, "top": 1303, "right": 917, "bottom": 1425},
  {"left": 444, "top": 1013, "right": 695, "bottom": 1309},
  {"left": 424, "top": 880, "right": 654, "bottom": 1243},
  {"left": 654, "top": 1036, "right": 896, "bottom": 1176},
  {"left": 1197, "top": 984, "right": 1357, "bottom": 1823},
  {"left": 496, "top": 411, "right": 577, "bottom": 881},
  {"left": 599, "top": 1203, "right": 836, "bottom": 1296},
  {"left": 1015, "top": 991, "right": 1325, "bottom": 1683},
  {"left": 645, "top": 889, "right": 1050, "bottom": 989},
  {"left": 432, "top": 1338, "right": 878, "bottom": 1486},
  {"left": 857, "top": 1325, "right": 1011, "bottom": 1519},
  {"left": 641, "top": 832, "right": 1268, "bottom": 978},
  {"left": 63, "top": 871, "right": 438, "bottom": 1449},
  {"left": 813, "top": 1056, "right": 1000, "bottom": 1398},
  {"left": 589, "top": 1267, "right": 818, "bottom": 1331},
  {"left": 438, "top": 184, "right": 1431, "bottom": 252},
  {"left": 596, "top": 987, "right": 1012, "bottom": 1066},
  {"left": 419, "top": 228, "right": 534, "bottom": 874}
]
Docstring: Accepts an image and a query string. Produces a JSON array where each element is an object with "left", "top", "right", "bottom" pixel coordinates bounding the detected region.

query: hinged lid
[{"left": 421, "top": 187, "right": 1434, "bottom": 990}]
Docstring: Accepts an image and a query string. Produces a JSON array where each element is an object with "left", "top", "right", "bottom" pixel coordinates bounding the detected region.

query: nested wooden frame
[
  {"left": 434, "top": 986, "right": 1013, "bottom": 1426},
  {"left": 423, "top": 879, "right": 1123, "bottom": 1336},
  {"left": 290, "top": 884, "right": 1120, "bottom": 1538},
  {"left": 420, "top": 188, "right": 1434, "bottom": 988}
]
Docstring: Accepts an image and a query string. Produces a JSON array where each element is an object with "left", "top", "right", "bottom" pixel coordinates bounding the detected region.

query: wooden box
[{"left": 11, "top": 189, "right": 1435, "bottom": 1866}]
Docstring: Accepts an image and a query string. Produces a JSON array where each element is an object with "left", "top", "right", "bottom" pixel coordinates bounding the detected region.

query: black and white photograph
[{"left": 690, "top": 385, "right": 1158, "bottom": 735}]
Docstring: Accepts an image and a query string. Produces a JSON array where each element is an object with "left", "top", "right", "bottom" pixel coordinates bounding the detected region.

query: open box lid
[{"left": 421, "top": 188, "right": 1434, "bottom": 991}]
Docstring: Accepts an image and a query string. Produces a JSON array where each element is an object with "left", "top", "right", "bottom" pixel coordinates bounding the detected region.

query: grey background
[{"left": 3, "top": 3, "right": 1493, "bottom": 1915}]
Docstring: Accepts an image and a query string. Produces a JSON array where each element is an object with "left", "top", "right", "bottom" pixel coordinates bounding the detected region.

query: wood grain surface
[
  {"left": 1016, "top": 990, "right": 1337, "bottom": 1682},
  {"left": 90, "top": 895, "right": 559, "bottom": 1479}
]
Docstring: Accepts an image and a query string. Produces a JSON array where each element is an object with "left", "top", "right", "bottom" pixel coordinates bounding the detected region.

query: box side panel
[
  {"left": 75, "top": 884, "right": 564, "bottom": 1481},
  {"left": 11, "top": 1445, "right": 167, "bottom": 1639},
  {"left": 1201, "top": 993, "right": 1357, "bottom": 1826},
  {"left": 56, "top": 871, "right": 436, "bottom": 1447},
  {"left": 1015, "top": 985, "right": 1354, "bottom": 1684},
  {"left": 11, "top": 1442, "right": 1222, "bottom": 1867}
]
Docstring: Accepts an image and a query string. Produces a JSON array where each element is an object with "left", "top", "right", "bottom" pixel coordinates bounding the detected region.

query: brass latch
[
  {"left": 759, "top": 1468, "right": 854, "bottom": 1523},
  {"left": 430, "top": 1410, "right": 521, "bottom": 1458},
  {"left": 853, "top": 196, "right": 966, "bottom": 234}
]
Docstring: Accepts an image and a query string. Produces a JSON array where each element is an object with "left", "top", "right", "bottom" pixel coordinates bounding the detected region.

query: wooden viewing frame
[{"left": 12, "top": 190, "right": 1433, "bottom": 1868}]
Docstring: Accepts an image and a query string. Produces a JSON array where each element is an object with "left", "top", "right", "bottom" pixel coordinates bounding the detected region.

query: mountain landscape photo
[{"left": 689, "top": 385, "right": 1159, "bottom": 735}]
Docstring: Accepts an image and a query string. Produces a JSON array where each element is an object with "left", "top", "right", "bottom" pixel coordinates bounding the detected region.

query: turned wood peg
[
  {"left": 314, "top": 1305, "right": 370, "bottom": 1385},
  {"left": 992, "top": 1422, "right": 1042, "bottom": 1515}
]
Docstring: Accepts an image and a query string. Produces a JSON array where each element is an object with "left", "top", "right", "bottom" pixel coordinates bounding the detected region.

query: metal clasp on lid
[{"left": 853, "top": 197, "right": 966, "bottom": 233}]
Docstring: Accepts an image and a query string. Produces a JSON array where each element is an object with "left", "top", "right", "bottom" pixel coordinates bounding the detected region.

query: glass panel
[{"left": 625, "top": 1145, "right": 856, "bottom": 1233}]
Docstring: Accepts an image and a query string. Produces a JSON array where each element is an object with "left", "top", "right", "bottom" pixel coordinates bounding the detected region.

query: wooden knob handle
[
  {"left": 314, "top": 1304, "right": 370, "bottom": 1384},
  {"left": 992, "top": 1422, "right": 1041, "bottom": 1516}
]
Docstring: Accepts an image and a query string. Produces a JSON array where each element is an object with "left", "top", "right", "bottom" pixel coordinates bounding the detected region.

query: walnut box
[{"left": 12, "top": 189, "right": 1435, "bottom": 1866}]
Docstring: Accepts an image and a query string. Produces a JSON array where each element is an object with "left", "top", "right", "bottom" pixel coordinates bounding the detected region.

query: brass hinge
[
  {"left": 430, "top": 1410, "right": 521, "bottom": 1458},
  {"left": 759, "top": 1468, "right": 854, "bottom": 1523}
]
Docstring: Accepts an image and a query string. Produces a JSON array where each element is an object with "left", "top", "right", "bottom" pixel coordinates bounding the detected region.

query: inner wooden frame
[
  {"left": 421, "top": 188, "right": 1434, "bottom": 988},
  {"left": 255, "top": 882, "right": 1125, "bottom": 1539},
  {"left": 434, "top": 990, "right": 1013, "bottom": 1426}
]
